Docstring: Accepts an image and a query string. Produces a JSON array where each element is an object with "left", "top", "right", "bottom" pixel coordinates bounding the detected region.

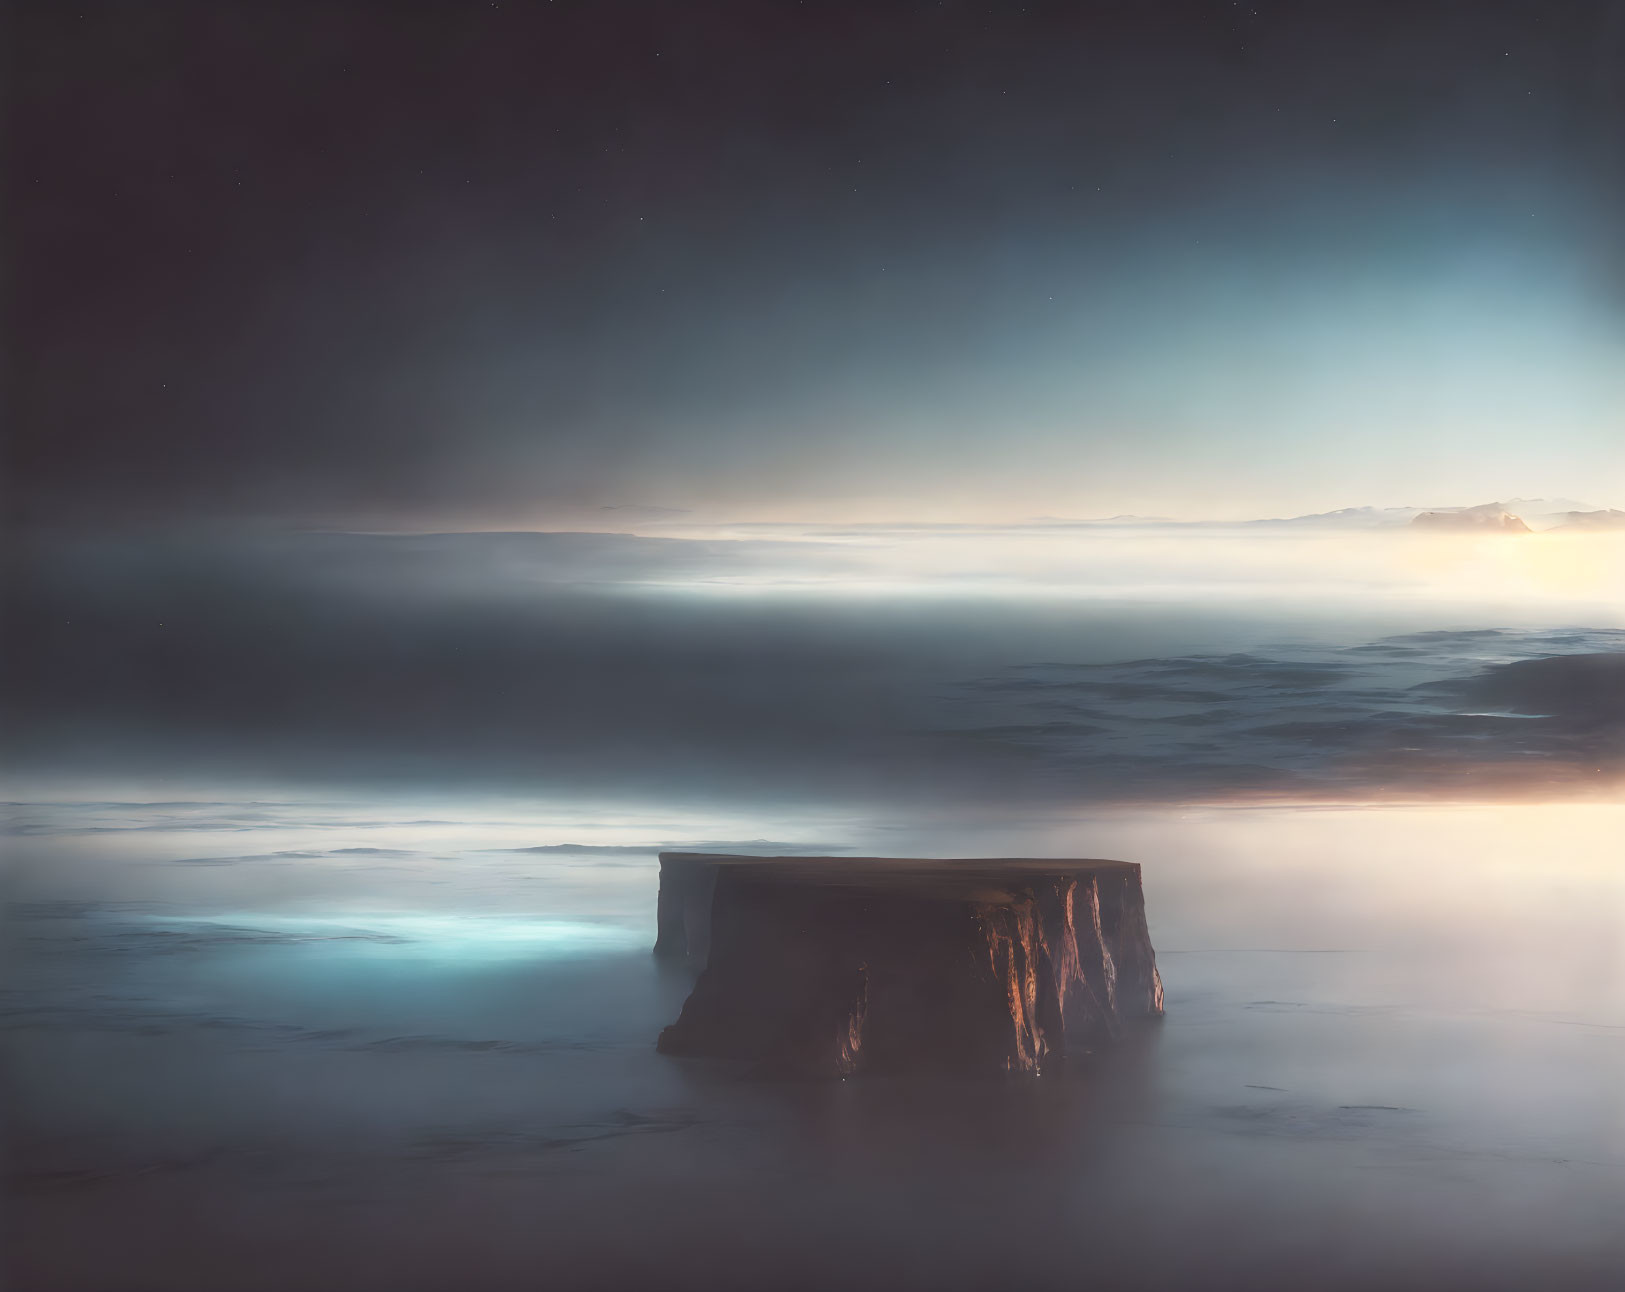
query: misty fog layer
[{"left": 9, "top": 529, "right": 1623, "bottom": 804}]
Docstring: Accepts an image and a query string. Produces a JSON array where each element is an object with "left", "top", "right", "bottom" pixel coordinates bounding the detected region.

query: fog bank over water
[{"left": 9, "top": 527, "right": 1624, "bottom": 805}]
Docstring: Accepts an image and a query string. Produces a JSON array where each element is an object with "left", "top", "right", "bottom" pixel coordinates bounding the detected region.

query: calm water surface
[{"left": 6, "top": 797, "right": 1622, "bottom": 1290}]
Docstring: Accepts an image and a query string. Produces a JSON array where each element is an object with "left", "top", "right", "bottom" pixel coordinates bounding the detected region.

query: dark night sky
[{"left": 9, "top": 1, "right": 1625, "bottom": 529}]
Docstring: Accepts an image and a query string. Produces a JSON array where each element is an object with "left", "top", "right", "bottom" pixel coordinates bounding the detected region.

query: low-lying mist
[{"left": 8, "top": 527, "right": 1622, "bottom": 805}]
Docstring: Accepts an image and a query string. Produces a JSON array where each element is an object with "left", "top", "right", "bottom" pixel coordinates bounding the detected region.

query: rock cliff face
[
  {"left": 655, "top": 854, "right": 1163, "bottom": 1077},
  {"left": 652, "top": 852, "right": 723, "bottom": 969}
]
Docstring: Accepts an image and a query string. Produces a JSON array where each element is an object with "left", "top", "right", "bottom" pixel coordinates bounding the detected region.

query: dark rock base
[{"left": 655, "top": 855, "right": 1163, "bottom": 1077}]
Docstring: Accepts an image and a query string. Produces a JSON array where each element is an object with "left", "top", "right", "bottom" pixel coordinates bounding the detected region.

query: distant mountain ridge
[
  {"left": 1411, "top": 503, "right": 1532, "bottom": 533},
  {"left": 1548, "top": 508, "right": 1625, "bottom": 532},
  {"left": 1253, "top": 498, "right": 1612, "bottom": 532},
  {"left": 700, "top": 501, "right": 1619, "bottom": 536},
  {"left": 1253, "top": 506, "right": 1427, "bottom": 528}
]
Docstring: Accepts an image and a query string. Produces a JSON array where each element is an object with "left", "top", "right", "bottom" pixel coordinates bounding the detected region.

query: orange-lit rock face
[
  {"left": 836, "top": 965, "right": 868, "bottom": 1076},
  {"left": 655, "top": 855, "right": 1162, "bottom": 1078}
]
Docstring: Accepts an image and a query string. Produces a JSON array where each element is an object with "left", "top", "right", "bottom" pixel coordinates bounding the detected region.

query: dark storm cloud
[{"left": 9, "top": 1, "right": 1625, "bottom": 526}]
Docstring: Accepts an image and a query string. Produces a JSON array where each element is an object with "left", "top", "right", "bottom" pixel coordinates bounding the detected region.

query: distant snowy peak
[
  {"left": 1267, "top": 499, "right": 1611, "bottom": 532},
  {"left": 1498, "top": 497, "right": 1600, "bottom": 517},
  {"left": 1257, "top": 506, "right": 1425, "bottom": 528},
  {"left": 1548, "top": 508, "right": 1625, "bottom": 532},
  {"left": 1411, "top": 503, "right": 1532, "bottom": 533},
  {"left": 1017, "top": 501, "right": 1612, "bottom": 530}
]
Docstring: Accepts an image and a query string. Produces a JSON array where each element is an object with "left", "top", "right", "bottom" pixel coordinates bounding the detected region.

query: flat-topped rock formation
[{"left": 655, "top": 854, "right": 1163, "bottom": 1077}]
